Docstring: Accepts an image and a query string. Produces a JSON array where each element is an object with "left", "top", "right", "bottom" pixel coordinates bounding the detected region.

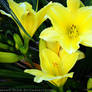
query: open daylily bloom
[
  {"left": 40, "top": 0, "right": 92, "bottom": 53},
  {"left": 0, "top": 0, "right": 52, "bottom": 37},
  {"left": 24, "top": 40, "right": 85, "bottom": 87}
]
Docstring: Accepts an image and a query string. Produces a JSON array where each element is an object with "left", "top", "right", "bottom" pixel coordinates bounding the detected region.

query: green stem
[
  {"left": 59, "top": 87, "right": 64, "bottom": 92},
  {"left": 36, "top": 0, "right": 39, "bottom": 12},
  {"left": 23, "top": 38, "right": 30, "bottom": 55}
]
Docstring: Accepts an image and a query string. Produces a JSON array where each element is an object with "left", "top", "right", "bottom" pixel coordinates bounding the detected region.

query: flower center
[{"left": 68, "top": 24, "right": 79, "bottom": 38}]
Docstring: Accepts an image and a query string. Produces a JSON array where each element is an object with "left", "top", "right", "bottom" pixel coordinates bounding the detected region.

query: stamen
[{"left": 68, "top": 24, "right": 78, "bottom": 38}]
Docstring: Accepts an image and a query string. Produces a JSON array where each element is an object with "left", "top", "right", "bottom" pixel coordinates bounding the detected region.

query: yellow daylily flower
[
  {"left": 0, "top": 0, "right": 52, "bottom": 37},
  {"left": 24, "top": 40, "right": 85, "bottom": 87},
  {"left": 40, "top": 0, "right": 92, "bottom": 53}
]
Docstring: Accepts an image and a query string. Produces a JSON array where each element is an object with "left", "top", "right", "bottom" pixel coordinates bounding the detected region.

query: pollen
[
  {"left": 68, "top": 24, "right": 79, "bottom": 38},
  {"left": 53, "top": 62, "right": 58, "bottom": 67}
]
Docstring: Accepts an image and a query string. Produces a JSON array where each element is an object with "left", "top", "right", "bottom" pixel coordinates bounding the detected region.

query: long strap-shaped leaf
[{"left": 0, "top": 0, "right": 35, "bottom": 42}]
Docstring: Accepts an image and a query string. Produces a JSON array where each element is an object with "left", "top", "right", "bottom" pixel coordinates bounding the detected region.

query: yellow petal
[
  {"left": 39, "top": 39, "right": 47, "bottom": 54},
  {"left": 67, "top": 0, "right": 80, "bottom": 12},
  {"left": 24, "top": 69, "right": 43, "bottom": 76},
  {"left": 39, "top": 40, "right": 61, "bottom": 75},
  {"left": 24, "top": 69, "right": 61, "bottom": 83},
  {"left": 60, "top": 36, "right": 80, "bottom": 53},
  {"left": 59, "top": 49, "right": 79, "bottom": 74},
  {"left": 77, "top": 7, "right": 92, "bottom": 42},
  {"left": 20, "top": 7, "right": 36, "bottom": 37},
  {"left": 75, "top": 6, "right": 92, "bottom": 28},
  {"left": 39, "top": 39, "right": 60, "bottom": 55},
  {"left": 40, "top": 27, "right": 62, "bottom": 42},
  {"left": 24, "top": 69, "right": 54, "bottom": 83},
  {"left": 36, "top": 2, "right": 52, "bottom": 30},
  {"left": 46, "top": 3, "right": 71, "bottom": 32},
  {"left": 0, "top": 10, "right": 11, "bottom": 18},
  {"left": 80, "top": 31, "right": 92, "bottom": 47},
  {"left": 7, "top": 0, "right": 26, "bottom": 19},
  {"left": 77, "top": 51, "right": 85, "bottom": 60},
  {"left": 46, "top": 41, "right": 60, "bottom": 55},
  {"left": 50, "top": 72, "right": 74, "bottom": 87},
  {"left": 24, "top": 69, "right": 73, "bottom": 86},
  {"left": 40, "top": 48, "right": 61, "bottom": 75}
]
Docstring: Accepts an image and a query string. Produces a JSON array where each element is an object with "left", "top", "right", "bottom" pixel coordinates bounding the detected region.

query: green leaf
[
  {"left": 0, "top": 69, "right": 33, "bottom": 79},
  {"left": 0, "top": 81, "right": 23, "bottom": 87},
  {"left": 84, "top": 0, "right": 92, "bottom": 6},
  {"left": 31, "top": 0, "right": 37, "bottom": 10}
]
